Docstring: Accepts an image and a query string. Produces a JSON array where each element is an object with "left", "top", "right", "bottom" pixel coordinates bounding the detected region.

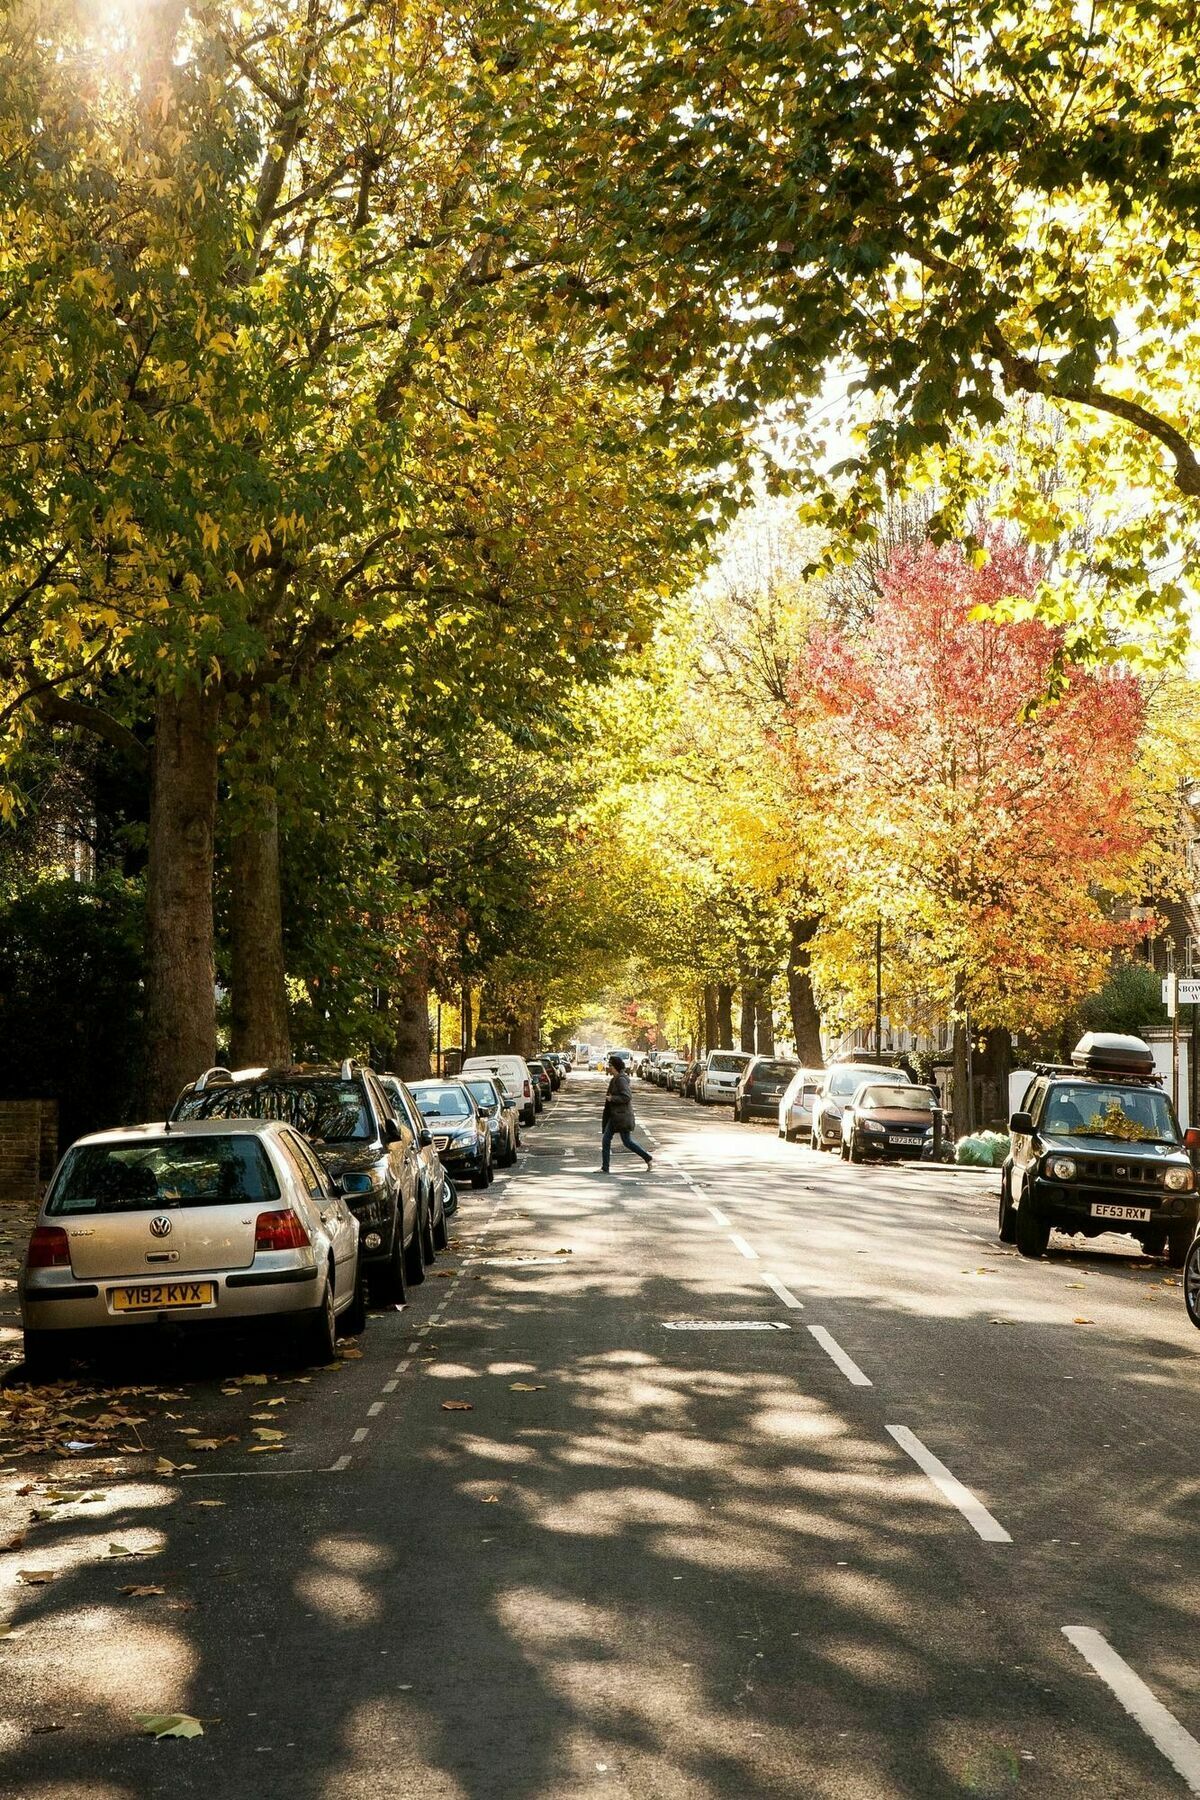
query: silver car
[{"left": 19, "top": 1119, "right": 363, "bottom": 1377}]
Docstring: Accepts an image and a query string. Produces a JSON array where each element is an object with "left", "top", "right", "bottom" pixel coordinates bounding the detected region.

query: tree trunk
[
  {"left": 755, "top": 975, "right": 775, "bottom": 1055},
  {"left": 461, "top": 984, "right": 473, "bottom": 1056},
  {"left": 716, "top": 982, "right": 734, "bottom": 1049},
  {"left": 229, "top": 783, "right": 291, "bottom": 1067},
  {"left": 786, "top": 915, "right": 824, "bottom": 1066},
  {"left": 703, "top": 983, "right": 719, "bottom": 1052},
  {"left": 144, "top": 682, "right": 220, "bottom": 1115},
  {"left": 391, "top": 955, "right": 431, "bottom": 1080},
  {"left": 952, "top": 1017, "right": 972, "bottom": 1139},
  {"left": 739, "top": 981, "right": 756, "bottom": 1053}
]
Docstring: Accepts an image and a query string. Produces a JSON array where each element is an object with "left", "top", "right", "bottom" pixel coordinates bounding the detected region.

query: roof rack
[
  {"left": 1030, "top": 1060, "right": 1165, "bottom": 1088},
  {"left": 193, "top": 1066, "right": 233, "bottom": 1092}
]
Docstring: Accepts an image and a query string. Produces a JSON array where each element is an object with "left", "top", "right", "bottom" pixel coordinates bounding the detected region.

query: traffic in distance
[
  {"left": 636, "top": 1032, "right": 1200, "bottom": 1331},
  {"left": 17, "top": 1051, "right": 571, "bottom": 1376}
]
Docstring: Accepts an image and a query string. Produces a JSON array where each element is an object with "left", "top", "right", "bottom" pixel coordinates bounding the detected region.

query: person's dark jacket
[{"left": 603, "top": 1070, "right": 636, "bottom": 1133}]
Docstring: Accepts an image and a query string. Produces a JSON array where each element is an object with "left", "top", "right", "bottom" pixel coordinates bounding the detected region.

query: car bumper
[
  {"left": 855, "top": 1135, "right": 929, "bottom": 1160},
  {"left": 21, "top": 1259, "right": 325, "bottom": 1333},
  {"left": 1029, "top": 1179, "right": 1199, "bottom": 1230},
  {"left": 742, "top": 1097, "right": 785, "bottom": 1118},
  {"left": 437, "top": 1144, "right": 487, "bottom": 1176},
  {"left": 706, "top": 1083, "right": 739, "bottom": 1103}
]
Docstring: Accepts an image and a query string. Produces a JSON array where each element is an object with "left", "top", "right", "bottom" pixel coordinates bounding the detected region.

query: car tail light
[
  {"left": 27, "top": 1226, "right": 71, "bottom": 1269},
  {"left": 254, "top": 1209, "right": 310, "bottom": 1252},
  {"left": 524, "top": 1081, "right": 531, "bottom": 1098}
]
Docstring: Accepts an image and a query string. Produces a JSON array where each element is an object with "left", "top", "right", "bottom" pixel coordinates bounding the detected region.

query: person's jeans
[{"left": 601, "top": 1122, "right": 652, "bottom": 1171}]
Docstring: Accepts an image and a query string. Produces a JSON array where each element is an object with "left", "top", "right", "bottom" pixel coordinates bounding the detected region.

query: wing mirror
[
  {"left": 419, "top": 1129, "right": 433, "bottom": 1148},
  {"left": 329, "top": 1175, "right": 347, "bottom": 1196},
  {"left": 1009, "top": 1111, "right": 1034, "bottom": 1135}
]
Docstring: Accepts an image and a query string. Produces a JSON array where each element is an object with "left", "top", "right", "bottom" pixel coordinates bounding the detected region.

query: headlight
[
  {"left": 861, "top": 1119, "right": 885, "bottom": 1133},
  {"left": 1046, "top": 1156, "right": 1077, "bottom": 1180},
  {"left": 450, "top": 1129, "right": 475, "bottom": 1148},
  {"left": 1165, "top": 1167, "right": 1195, "bottom": 1192}
]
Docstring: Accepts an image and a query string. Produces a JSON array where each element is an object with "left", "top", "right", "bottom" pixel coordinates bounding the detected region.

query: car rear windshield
[
  {"left": 859, "top": 1086, "right": 934, "bottom": 1111},
  {"left": 47, "top": 1138, "right": 281, "bottom": 1215},
  {"left": 464, "top": 1080, "right": 499, "bottom": 1106},
  {"left": 1041, "top": 1083, "right": 1180, "bottom": 1144},
  {"left": 828, "top": 1065, "right": 908, "bottom": 1098},
  {"left": 412, "top": 1085, "right": 472, "bottom": 1119},
  {"left": 751, "top": 1061, "right": 798, "bottom": 1084},
  {"left": 709, "top": 1054, "right": 751, "bottom": 1073},
  {"left": 176, "top": 1079, "right": 371, "bottom": 1144}
]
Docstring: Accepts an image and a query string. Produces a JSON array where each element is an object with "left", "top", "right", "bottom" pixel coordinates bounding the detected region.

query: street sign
[{"left": 1163, "top": 978, "right": 1200, "bottom": 1006}]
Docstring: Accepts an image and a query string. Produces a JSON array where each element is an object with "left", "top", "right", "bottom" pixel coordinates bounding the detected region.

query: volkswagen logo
[{"left": 149, "top": 1216, "right": 172, "bottom": 1238}]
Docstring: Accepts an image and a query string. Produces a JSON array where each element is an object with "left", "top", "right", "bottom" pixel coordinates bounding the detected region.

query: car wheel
[
  {"left": 471, "top": 1159, "right": 489, "bottom": 1189},
  {"left": 298, "top": 1270, "right": 338, "bottom": 1365},
  {"left": 849, "top": 1136, "right": 864, "bottom": 1163},
  {"left": 839, "top": 1138, "right": 849, "bottom": 1161},
  {"left": 1184, "top": 1238, "right": 1200, "bottom": 1329},
  {"left": 998, "top": 1172, "right": 1017, "bottom": 1244},
  {"left": 433, "top": 1195, "right": 450, "bottom": 1250},
  {"left": 340, "top": 1260, "right": 368, "bottom": 1338},
  {"left": 370, "top": 1221, "right": 408, "bottom": 1307},
  {"left": 421, "top": 1200, "right": 436, "bottom": 1265},
  {"left": 523, "top": 1106, "right": 536, "bottom": 1127},
  {"left": 1015, "top": 1197, "right": 1051, "bottom": 1258},
  {"left": 1167, "top": 1225, "right": 1191, "bottom": 1269},
  {"left": 22, "top": 1329, "right": 69, "bottom": 1381},
  {"left": 405, "top": 1211, "right": 427, "bottom": 1284}
]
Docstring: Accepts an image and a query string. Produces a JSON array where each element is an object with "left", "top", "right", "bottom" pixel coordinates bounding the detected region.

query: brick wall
[{"left": 0, "top": 1100, "right": 59, "bottom": 1201}]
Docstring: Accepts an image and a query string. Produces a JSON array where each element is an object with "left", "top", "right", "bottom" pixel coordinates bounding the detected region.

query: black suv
[
  {"left": 172, "top": 1062, "right": 426, "bottom": 1302},
  {"left": 1001, "top": 1033, "right": 1199, "bottom": 1265},
  {"left": 734, "top": 1056, "right": 800, "bottom": 1123}
]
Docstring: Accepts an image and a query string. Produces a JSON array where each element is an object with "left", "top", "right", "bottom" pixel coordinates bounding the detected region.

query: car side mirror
[
  {"left": 329, "top": 1175, "right": 347, "bottom": 1196},
  {"left": 383, "top": 1119, "right": 401, "bottom": 1145},
  {"left": 1185, "top": 1127, "right": 1200, "bottom": 1153},
  {"left": 419, "top": 1129, "right": 433, "bottom": 1148},
  {"left": 1009, "top": 1111, "right": 1034, "bottom": 1136}
]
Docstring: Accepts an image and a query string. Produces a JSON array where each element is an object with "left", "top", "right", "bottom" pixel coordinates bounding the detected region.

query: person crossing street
[{"left": 601, "top": 1054, "right": 653, "bottom": 1173}]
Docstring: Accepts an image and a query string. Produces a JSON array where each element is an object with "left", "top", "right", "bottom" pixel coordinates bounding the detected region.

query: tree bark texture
[
  {"left": 144, "top": 682, "right": 220, "bottom": 1116},
  {"left": 716, "top": 983, "right": 734, "bottom": 1049},
  {"left": 230, "top": 783, "right": 292, "bottom": 1068},
  {"left": 703, "top": 983, "right": 719, "bottom": 1053},
  {"left": 391, "top": 955, "right": 432, "bottom": 1080},
  {"left": 786, "top": 916, "right": 824, "bottom": 1067},
  {"left": 461, "top": 985, "right": 473, "bottom": 1057},
  {"left": 755, "top": 976, "right": 775, "bottom": 1055},
  {"left": 952, "top": 1017, "right": 972, "bottom": 1138},
  {"left": 739, "top": 981, "right": 757, "bottom": 1053}
]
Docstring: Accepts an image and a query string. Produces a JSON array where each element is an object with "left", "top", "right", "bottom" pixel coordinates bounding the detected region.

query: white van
[
  {"left": 698, "top": 1049, "right": 753, "bottom": 1105},
  {"left": 462, "top": 1054, "right": 537, "bottom": 1127}
]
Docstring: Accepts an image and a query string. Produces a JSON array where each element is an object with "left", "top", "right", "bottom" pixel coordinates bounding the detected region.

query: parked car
[
  {"left": 1002, "top": 1032, "right": 1199, "bottom": 1264},
  {"left": 461, "top": 1072, "right": 520, "bottom": 1167},
  {"left": 409, "top": 1079, "right": 494, "bottom": 1189},
  {"left": 173, "top": 1062, "right": 424, "bottom": 1303},
  {"left": 778, "top": 1068, "right": 825, "bottom": 1142},
  {"left": 697, "top": 1049, "right": 754, "bottom": 1105},
  {"left": 666, "top": 1057, "right": 691, "bottom": 1094},
  {"left": 527, "top": 1059, "right": 555, "bottom": 1105},
  {"left": 20, "top": 1119, "right": 365, "bottom": 1376},
  {"left": 810, "top": 1063, "right": 912, "bottom": 1151},
  {"left": 534, "top": 1056, "right": 562, "bottom": 1092},
  {"left": 462, "top": 1054, "right": 538, "bottom": 1127},
  {"left": 683, "top": 1059, "right": 704, "bottom": 1099},
  {"left": 378, "top": 1073, "right": 453, "bottom": 1239},
  {"left": 840, "top": 1081, "right": 941, "bottom": 1163},
  {"left": 733, "top": 1056, "right": 799, "bottom": 1123}
]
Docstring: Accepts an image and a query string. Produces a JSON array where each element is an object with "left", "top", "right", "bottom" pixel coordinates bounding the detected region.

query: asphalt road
[{"left": 3, "top": 1072, "right": 1200, "bottom": 1798}]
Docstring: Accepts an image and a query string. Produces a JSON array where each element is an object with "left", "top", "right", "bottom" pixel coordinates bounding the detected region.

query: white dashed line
[
  {"left": 761, "top": 1272, "right": 804, "bottom": 1309},
  {"left": 729, "top": 1234, "right": 758, "bottom": 1260},
  {"left": 382, "top": 1380, "right": 398, "bottom": 1394},
  {"left": 1063, "top": 1627, "right": 1200, "bottom": 1794},
  {"left": 351, "top": 1427, "right": 369, "bottom": 1444},
  {"left": 367, "top": 1401, "right": 385, "bottom": 1417},
  {"left": 886, "top": 1425, "right": 1011, "bottom": 1543},
  {"left": 808, "top": 1324, "right": 872, "bottom": 1387},
  {"left": 708, "top": 1205, "right": 730, "bottom": 1227},
  {"left": 329, "top": 1455, "right": 352, "bottom": 1472}
]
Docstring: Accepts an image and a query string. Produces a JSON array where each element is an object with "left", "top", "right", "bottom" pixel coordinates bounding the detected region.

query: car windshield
[
  {"left": 828, "top": 1066, "right": 905, "bottom": 1098},
  {"left": 464, "top": 1080, "right": 499, "bottom": 1108},
  {"left": 48, "top": 1137, "right": 281, "bottom": 1215},
  {"left": 859, "top": 1085, "right": 934, "bottom": 1111},
  {"left": 1041, "top": 1083, "right": 1180, "bottom": 1144},
  {"left": 412, "top": 1085, "right": 472, "bottom": 1119},
  {"left": 175, "top": 1079, "right": 371, "bottom": 1143},
  {"left": 710, "top": 1054, "right": 750, "bottom": 1073}
]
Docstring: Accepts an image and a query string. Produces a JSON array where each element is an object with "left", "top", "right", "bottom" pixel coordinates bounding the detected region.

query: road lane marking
[
  {"left": 351, "top": 1427, "right": 369, "bottom": 1444},
  {"left": 1063, "top": 1627, "right": 1200, "bottom": 1794},
  {"left": 808, "top": 1325, "right": 872, "bottom": 1386},
  {"left": 886, "top": 1425, "right": 1011, "bottom": 1543},
  {"left": 367, "top": 1401, "right": 385, "bottom": 1417},
  {"left": 329, "top": 1455, "right": 352, "bottom": 1472},
  {"left": 382, "top": 1380, "right": 398, "bottom": 1393},
  {"left": 708, "top": 1206, "right": 730, "bottom": 1227},
  {"left": 729, "top": 1234, "right": 758, "bottom": 1260},
  {"left": 761, "top": 1272, "right": 804, "bottom": 1309}
]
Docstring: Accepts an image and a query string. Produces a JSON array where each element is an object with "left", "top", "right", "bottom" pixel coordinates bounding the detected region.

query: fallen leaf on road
[
  {"left": 247, "top": 1445, "right": 285, "bottom": 1454},
  {"left": 433, "top": 1270, "right": 456, "bottom": 1278},
  {"left": 509, "top": 1383, "right": 547, "bottom": 1392},
  {"left": 0, "top": 1622, "right": 12, "bottom": 1636},
  {"left": 1, "top": 1534, "right": 24, "bottom": 1551},
  {"left": 136, "top": 1713, "right": 204, "bottom": 1740},
  {"left": 119, "top": 1585, "right": 165, "bottom": 1598},
  {"left": 338, "top": 1347, "right": 364, "bottom": 1359},
  {"left": 481, "top": 1495, "right": 499, "bottom": 1504},
  {"left": 16, "top": 1569, "right": 54, "bottom": 1584},
  {"left": 265, "top": 1397, "right": 287, "bottom": 1408},
  {"left": 108, "top": 1542, "right": 151, "bottom": 1557},
  {"left": 191, "top": 1500, "right": 224, "bottom": 1508},
  {"left": 191, "top": 1437, "right": 237, "bottom": 1451},
  {"left": 553, "top": 1248, "right": 572, "bottom": 1256},
  {"left": 441, "top": 1400, "right": 474, "bottom": 1412},
  {"left": 1072, "top": 1317, "right": 1095, "bottom": 1325},
  {"left": 31, "top": 1722, "right": 64, "bottom": 1733},
  {"left": 251, "top": 1428, "right": 285, "bottom": 1441}
]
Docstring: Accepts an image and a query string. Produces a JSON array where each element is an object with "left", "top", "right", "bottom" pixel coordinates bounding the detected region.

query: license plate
[
  {"left": 1090, "top": 1203, "right": 1152, "bottom": 1223},
  {"left": 892, "top": 1136, "right": 923, "bottom": 1147},
  {"left": 110, "top": 1281, "right": 215, "bottom": 1312}
]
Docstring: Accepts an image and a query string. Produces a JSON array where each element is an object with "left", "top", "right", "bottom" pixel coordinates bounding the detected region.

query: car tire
[
  {"left": 405, "top": 1211, "right": 427, "bottom": 1284},
  {"left": 849, "top": 1136, "right": 864, "bottom": 1163},
  {"left": 1141, "top": 1230, "right": 1167, "bottom": 1257},
  {"left": 421, "top": 1200, "right": 436, "bottom": 1265},
  {"left": 341, "top": 1260, "right": 368, "bottom": 1338},
  {"left": 370, "top": 1220, "right": 408, "bottom": 1307},
  {"left": 1184, "top": 1237, "right": 1200, "bottom": 1329},
  {"left": 523, "top": 1106, "right": 536, "bottom": 1127},
  {"left": 1015, "top": 1196, "right": 1051, "bottom": 1259},
  {"left": 1167, "top": 1225, "right": 1191, "bottom": 1269},
  {"left": 998, "top": 1172, "right": 1017, "bottom": 1244},
  {"left": 442, "top": 1176, "right": 458, "bottom": 1216},
  {"left": 433, "top": 1196, "right": 450, "bottom": 1251},
  {"left": 471, "top": 1160, "right": 489, "bottom": 1190},
  {"left": 22, "top": 1329, "right": 69, "bottom": 1381},
  {"left": 840, "top": 1138, "right": 849, "bottom": 1161},
  {"left": 298, "top": 1271, "right": 338, "bottom": 1365}
]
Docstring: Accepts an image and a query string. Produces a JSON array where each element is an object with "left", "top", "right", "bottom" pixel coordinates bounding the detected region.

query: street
[{"left": 4, "top": 1072, "right": 1200, "bottom": 1798}]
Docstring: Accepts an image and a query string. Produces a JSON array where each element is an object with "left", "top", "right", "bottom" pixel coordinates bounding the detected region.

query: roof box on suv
[{"left": 1071, "top": 1032, "right": 1156, "bottom": 1077}]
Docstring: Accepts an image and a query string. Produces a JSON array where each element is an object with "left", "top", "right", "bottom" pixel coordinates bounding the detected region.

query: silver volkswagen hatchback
[{"left": 19, "top": 1119, "right": 364, "bottom": 1376}]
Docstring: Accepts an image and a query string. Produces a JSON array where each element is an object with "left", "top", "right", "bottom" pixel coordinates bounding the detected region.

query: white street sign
[{"left": 1163, "top": 978, "right": 1200, "bottom": 1006}]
